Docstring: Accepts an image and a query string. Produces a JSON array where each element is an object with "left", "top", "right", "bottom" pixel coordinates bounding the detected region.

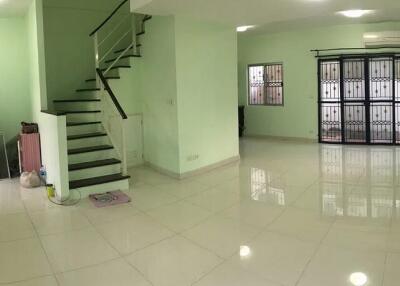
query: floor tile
[
  {"left": 230, "top": 231, "right": 317, "bottom": 286},
  {"left": 193, "top": 261, "right": 281, "bottom": 286},
  {"left": 0, "top": 189, "right": 25, "bottom": 215},
  {"left": 220, "top": 199, "right": 284, "bottom": 228},
  {"left": 96, "top": 214, "right": 174, "bottom": 254},
  {"left": 145, "top": 201, "right": 213, "bottom": 232},
  {"left": 182, "top": 215, "right": 261, "bottom": 258},
  {"left": 126, "top": 236, "right": 222, "bottom": 286},
  {"left": 185, "top": 187, "right": 240, "bottom": 213},
  {"left": 30, "top": 208, "right": 91, "bottom": 235},
  {"left": 297, "top": 245, "right": 386, "bottom": 286},
  {"left": 78, "top": 200, "right": 140, "bottom": 225},
  {"left": 130, "top": 187, "right": 179, "bottom": 211},
  {"left": 267, "top": 207, "right": 334, "bottom": 243},
  {"left": 0, "top": 238, "right": 52, "bottom": 284},
  {"left": 383, "top": 253, "right": 400, "bottom": 286},
  {"left": 193, "top": 165, "right": 239, "bottom": 187},
  {"left": 41, "top": 228, "right": 119, "bottom": 273},
  {"left": 322, "top": 227, "right": 388, "bottom": 252},
  {"left": 21, "top": 188, "right": 56, "bottom": 213},
  {"left": 129, "top": 167, "right": 177, "bottom": 185},
  {"left": 56, "top": 258, "right": 151, "bottom": 286},
  {"left": 155, "top": 180, "right": 210, "bottom": 199},
  {"left": 0, "top": 212, "right": 35, "bottom": 242}
]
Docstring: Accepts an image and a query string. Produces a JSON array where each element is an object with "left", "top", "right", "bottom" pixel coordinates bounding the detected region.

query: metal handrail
[
  {"left": 98, "top": 28, "right": 132, "bottom": 63},
  {"left": 96, "top": 68, "right": 128, "bottom": 120},
  {"left": 98, "top": 13, "right": 130, "bottom": 47},
  {"left": 89, "top": 0, "right": 129, "bottom": 37},
  {"left": 104, "top": 43, "right": 133, "bottom": 74}
]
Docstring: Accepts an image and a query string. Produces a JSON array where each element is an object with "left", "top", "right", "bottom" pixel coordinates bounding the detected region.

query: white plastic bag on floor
[{"left": 20, "top": 171, "right": 41, "bottom": 188}]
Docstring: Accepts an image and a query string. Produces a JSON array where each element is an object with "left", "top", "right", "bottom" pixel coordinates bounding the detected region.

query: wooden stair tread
[
  {"left": 67, "top": 132, "right": 107, "bottom": 141},
  {"left": 69, "top": 173, "right": 130, "bottom": 189},
  {"left": 85, "top": 76, "right": 120, "bottom": 82},
  {"left": 68, "top": 145, "right": 113, "bottom": 155},
  {"left": 54, "top": 99, "right": 100, "bottom": 103},
  {"left": 100, "top": 65, "right": 131, "bottom": 72},
  {"left": 69, "top": 158, "right": 121, "bottom": 171},
  {"left": 66, "top": 121, "right": 101, "bottom": 127},
  {"left": 63, "top": 110, "right": 101, "bottom": 114},
  {"left": 105, "top": 54, "right": 141, "bottom": 64},
  {"left": 76, "top": 88, "right": 101, "bottom": 92}
]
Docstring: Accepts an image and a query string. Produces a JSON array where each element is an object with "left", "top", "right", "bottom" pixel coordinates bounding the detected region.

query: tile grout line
[
  {"left": 78, "top": 203, "right": 157, "bottom": 286},
  {"left": 20, "top": 191, "right": 61, "bottom": 286},
  {"left": 293, "top": 213, "right": 338, "bottom": 286},
  {"left": 380, "top": 251, "right": 389, "bottom": 286}
]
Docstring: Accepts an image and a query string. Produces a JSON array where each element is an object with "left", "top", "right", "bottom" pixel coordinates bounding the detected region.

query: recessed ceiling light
[
  {"left": 237, "top": 25, "right": 255, "bottom": 32},
  {"left": 239, "top": 245, "right": 251, "bottom": 257},
  {"left": 337, "top": 10, "right": 374, "bottom": 18},
  {"left": 349, "top": 272, "right": 368, "bottom": 286},
  {"left": 364, "top": 34, "right": 378, "bottom": 39}
]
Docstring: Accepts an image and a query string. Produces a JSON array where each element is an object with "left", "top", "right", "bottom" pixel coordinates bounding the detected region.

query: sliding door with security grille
[{"left": 319, "top": 55, "right": 400, "bottom": 145}]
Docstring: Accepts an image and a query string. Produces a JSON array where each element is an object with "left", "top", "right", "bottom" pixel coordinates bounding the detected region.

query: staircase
[{"left": 51, "top": 1, "right": 152, "bottom": 196}]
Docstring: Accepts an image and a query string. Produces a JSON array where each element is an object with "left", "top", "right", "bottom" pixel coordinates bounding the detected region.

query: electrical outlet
[{"left": 187, "top": 154, "right": 199, "bottom": 162}]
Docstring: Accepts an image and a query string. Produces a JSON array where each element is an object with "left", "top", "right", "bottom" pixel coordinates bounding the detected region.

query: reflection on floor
[{"left": 0, "top": 138, "right": 399, "bottom": 285}]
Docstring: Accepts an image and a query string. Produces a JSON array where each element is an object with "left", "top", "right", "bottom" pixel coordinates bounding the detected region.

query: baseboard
[
  {"left": 179, "top": 155, "right": 241, "bottom": 179},
  {"left": 144, "top": 162, "right": 181, "bottom": 179},
  {"left": 144, "top": 155, "right": 241, "bottom": 180},
  {"left": 243, "top": 134, "right": 318, "bottom": 143}
]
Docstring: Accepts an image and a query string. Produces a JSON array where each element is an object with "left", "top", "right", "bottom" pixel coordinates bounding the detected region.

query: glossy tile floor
[{"left": 1, "top": 138, "right": 400, "bottom": 285}]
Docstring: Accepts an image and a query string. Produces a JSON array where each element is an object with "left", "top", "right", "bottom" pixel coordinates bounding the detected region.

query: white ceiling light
[
  {"left": 349, "top": 272, "right": 368, "bottom": 286},
  {"left": 239, "top": 245, "right": 251, "bottom": 257},
  {"left": 337, "top": 10, "right": 374, "bottom": 18},
  {"left": 363, "top": 34, "right": 378, "bottom": 39},
  {"left": 237, "top": 25, "right": 255, "bottom": 32}
]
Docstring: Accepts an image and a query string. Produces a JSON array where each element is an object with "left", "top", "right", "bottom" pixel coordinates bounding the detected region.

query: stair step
[
  {"left": 114, "top": 46, "right": 133, "bottom": 54},
  {"left": 54, "top": 99, "right": 100, "bottom": 103},
  {"left": 105, "top": 54, "right": 141, "bottom": 64},
  {"left": 76, "top": 88, "right": 101, "bottom": 92},
  {"left": 69, "top": 158, "right": 121, "bottom": 171},
  {"left": 85, "top": 76, "right": 120, "bottom": 82},
  {"left": 63, "top": 110, "right": 101, "bottom": 114},
  {"left": 101, "top": 65, "right": 131, "bottom": 72},
  {"left": 69, "top": 173, "right": 130, "bottom": 189},
  {"left": 68, "top": 145, "right": 113, "bottom": 155},
  {"left": 114, "top": 45, "right": 141, "bottom": 54},
  {"left": 67, "top": 132, "right": 107, "bottom": 141},
  {"left": 67, "top": 121, "right": 101, "bottom": 127},
  {"left": 136, "top": 31, "right": 145, "bottom": 36}
]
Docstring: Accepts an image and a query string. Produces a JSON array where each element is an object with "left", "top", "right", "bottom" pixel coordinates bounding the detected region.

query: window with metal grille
[{"left": 248, "top": 63, "right": 284, "bottom": 106}]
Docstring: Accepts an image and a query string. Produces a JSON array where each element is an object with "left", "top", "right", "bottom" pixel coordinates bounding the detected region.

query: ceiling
[
  {"left": 0, "top": 0, "right": 32, "bottom": 17},
  {"left": 43, "top": 0, "right": 121, "bottom": 12},
  {"left": 133, "top": 0, "right": 400, "bottom": 33}
]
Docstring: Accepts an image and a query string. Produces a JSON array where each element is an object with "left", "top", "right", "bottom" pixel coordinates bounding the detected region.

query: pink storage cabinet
[{"left": 18, "top": 133, "right": 41, "bottom": 173}]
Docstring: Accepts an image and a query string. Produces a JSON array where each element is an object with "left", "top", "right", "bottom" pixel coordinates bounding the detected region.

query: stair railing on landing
[
  {"left": 89, "top": 0, "right": 135, "bottom": 84},
  {"left": 90, "top": 0, "right": 133, "bottom": 176}
]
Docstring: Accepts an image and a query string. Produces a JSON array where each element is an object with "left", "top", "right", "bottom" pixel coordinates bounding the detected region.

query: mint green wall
[
  {"left": 43, "top": 6, "right": 108, "bottom": 104},
  {"left": 0, "top": 17, "right": 30, "bottom": 141},
  {"left": 238, "top": 21, "right": 400, "bottom": 139},
  {"left": 175, "top": 17, "right": 239, "bottom": 173},
  {"left": 140, "top": 16, "right": 180, "bottom": 173},
  {"left": 27, "top": 0, "right": 47, "bottom": 122}
]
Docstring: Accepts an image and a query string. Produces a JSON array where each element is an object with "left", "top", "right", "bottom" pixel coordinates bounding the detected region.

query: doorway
[{"left": 318, "top": 55, "right": 400, "bottom": 144}]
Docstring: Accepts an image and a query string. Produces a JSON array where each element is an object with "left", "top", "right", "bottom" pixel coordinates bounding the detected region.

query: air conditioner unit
[{"left": 364, "top": 31, "right": 400, "bottom": 47}]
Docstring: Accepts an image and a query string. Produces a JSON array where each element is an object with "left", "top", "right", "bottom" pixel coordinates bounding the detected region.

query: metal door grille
[{"left": 318, "top": 55, "right": 400, "bottom": 145}]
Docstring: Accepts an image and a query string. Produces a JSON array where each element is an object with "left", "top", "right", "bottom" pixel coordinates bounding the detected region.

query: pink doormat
[{"left": 89, "top": 191, "right": 131, "bottom": 208}]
